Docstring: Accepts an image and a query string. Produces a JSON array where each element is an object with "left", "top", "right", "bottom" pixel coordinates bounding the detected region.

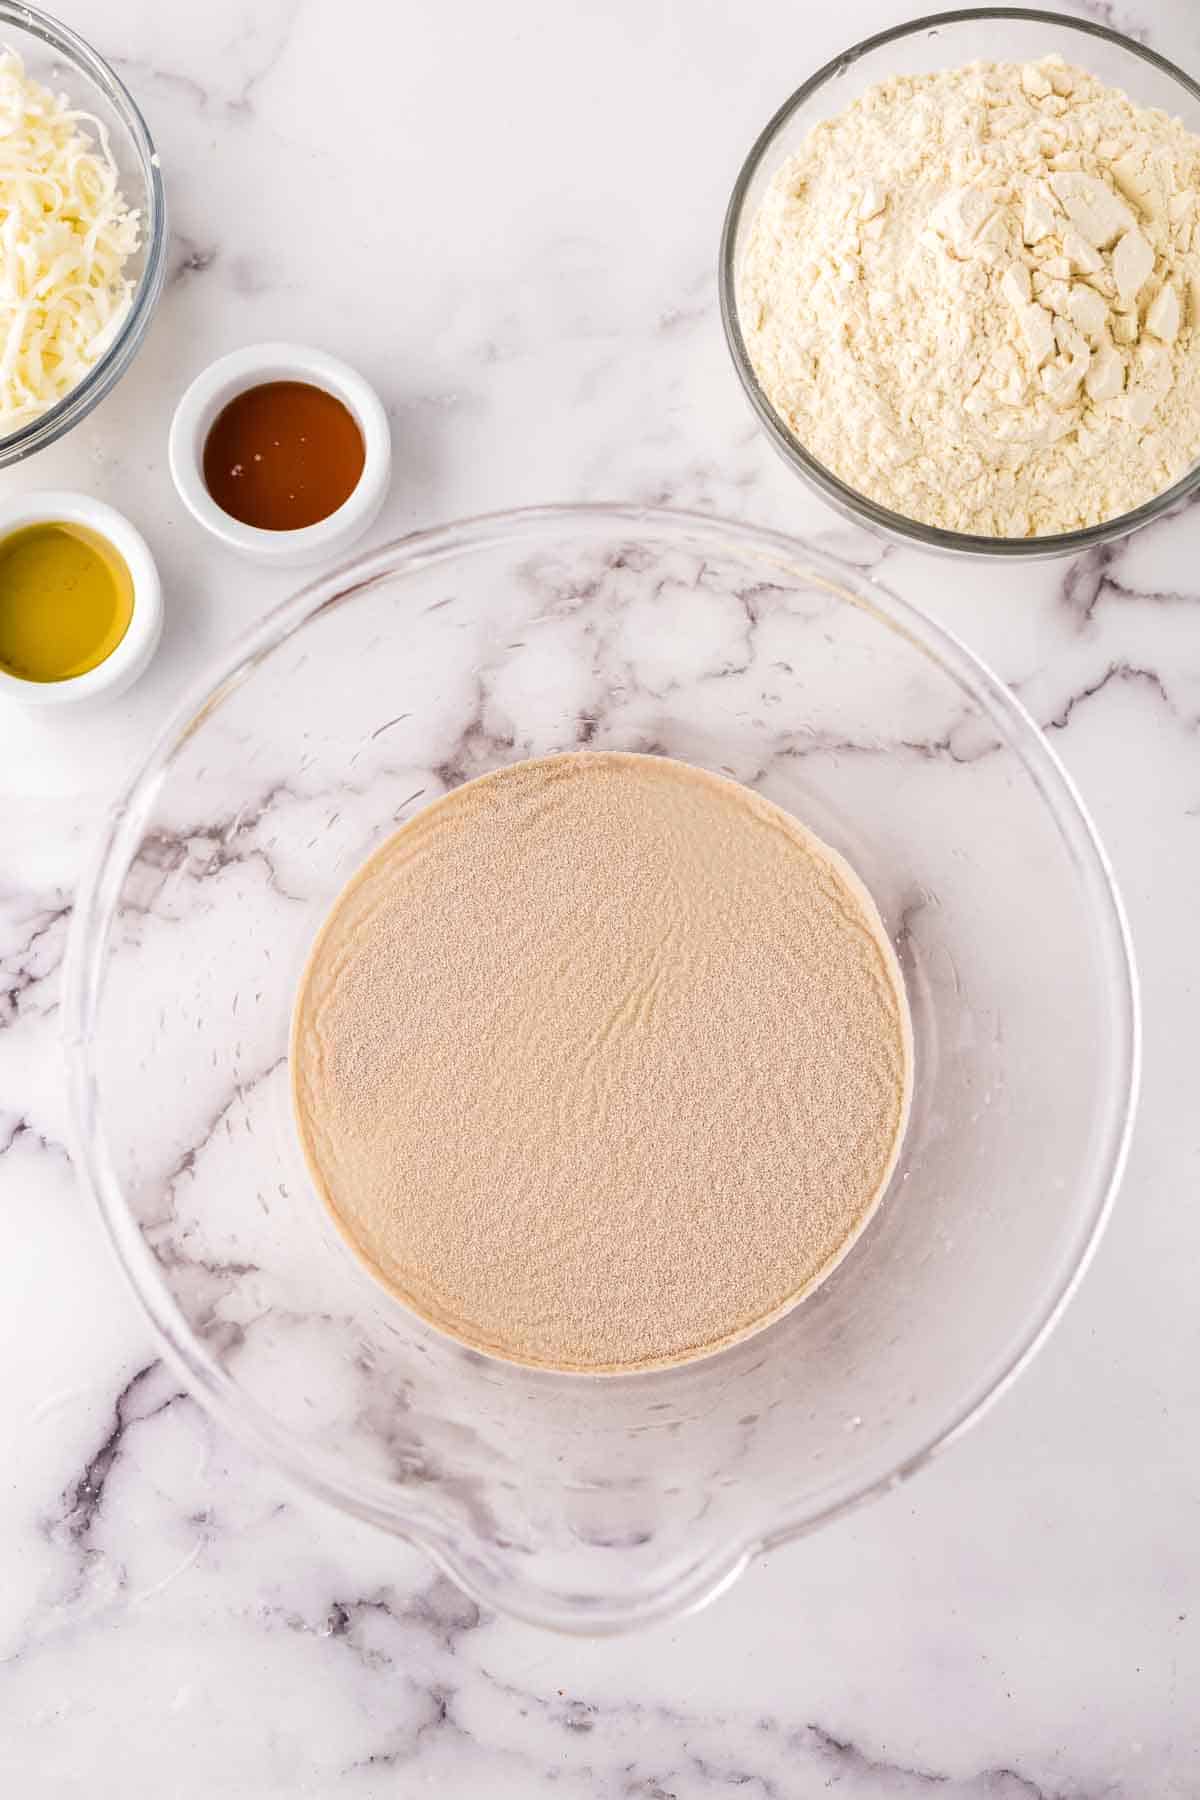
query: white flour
[{"left": 739, "top": 56, "right": 1200, "bottom": 536}]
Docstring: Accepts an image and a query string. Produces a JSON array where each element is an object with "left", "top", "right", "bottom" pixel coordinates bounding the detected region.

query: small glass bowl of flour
[{"left": 720, "top": 10, "right": 1200, "bottom": 556}]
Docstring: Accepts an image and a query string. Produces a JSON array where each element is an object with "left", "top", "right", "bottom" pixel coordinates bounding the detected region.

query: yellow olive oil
[{"left": 0, "top": 521, "right": 134, "bottom": 683}]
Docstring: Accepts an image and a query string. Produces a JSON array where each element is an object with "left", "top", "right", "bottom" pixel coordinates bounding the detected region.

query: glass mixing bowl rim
[
  {"left": 718, "top": 6, "right": 1200, "bottom": 559},
  {"left": 63, "top": 502, "right": 1142, "bottom": 1631},
  {"left": 0, "top": 1, "right": 168, "bottom": 467}
]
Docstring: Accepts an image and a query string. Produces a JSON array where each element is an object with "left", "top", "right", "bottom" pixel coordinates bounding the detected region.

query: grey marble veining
[{"left": 1, "top": 0, "right": 1199, "bottom": 1793}]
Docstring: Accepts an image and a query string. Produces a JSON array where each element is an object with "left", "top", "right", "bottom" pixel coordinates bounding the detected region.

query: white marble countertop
[{"left": 2, "top": 0, "right": 1198, "bottom": 1792}]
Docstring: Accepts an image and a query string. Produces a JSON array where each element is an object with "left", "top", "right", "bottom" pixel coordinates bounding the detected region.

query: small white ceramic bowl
[
  {"left": 0, "top": 492, "right": 162, "bottom": 708},
  {"left": 168, "top": 343, "right": 392, "bottom": 568}
]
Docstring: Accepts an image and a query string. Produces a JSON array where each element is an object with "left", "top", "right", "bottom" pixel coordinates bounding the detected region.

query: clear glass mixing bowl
[
  {"left": 65, "top": 506, "right": 1139, "bottom": 1632},
  {"left": 719, "top": 7, "right": 1200, "bottom": 558},
  {"left": 0, "top": 2, "right": 167, "bottom": 467}
]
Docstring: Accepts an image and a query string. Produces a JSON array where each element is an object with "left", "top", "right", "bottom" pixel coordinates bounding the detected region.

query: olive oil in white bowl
[{"left": 0, "top": 493, "right": 161, "bottom": 706}]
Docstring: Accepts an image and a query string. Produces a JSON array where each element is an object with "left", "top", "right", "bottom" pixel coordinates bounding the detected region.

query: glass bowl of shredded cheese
[
  {"left": 720, "top": 9, "right": 1200, "bottom": 556},
  {"left": 0, "top": 3, "right": 165, "bottom": 465}
]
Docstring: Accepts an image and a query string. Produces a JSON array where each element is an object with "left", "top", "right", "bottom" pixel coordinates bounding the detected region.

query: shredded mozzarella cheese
[{"left": 0, "top": 48, "right": 140, "bottom": 434}]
